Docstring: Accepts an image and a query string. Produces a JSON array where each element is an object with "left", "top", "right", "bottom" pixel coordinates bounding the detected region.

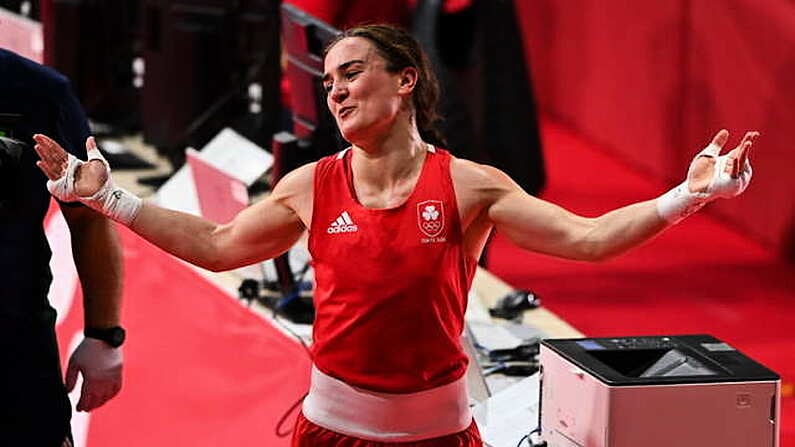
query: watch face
[{"left": 108, "top": 328, "right": 126, "bottom": 347}]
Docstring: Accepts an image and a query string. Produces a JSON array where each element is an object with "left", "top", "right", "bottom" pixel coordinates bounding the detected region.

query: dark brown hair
[{"left": 325, "top": 24, "right": 445, "bottom": 145}]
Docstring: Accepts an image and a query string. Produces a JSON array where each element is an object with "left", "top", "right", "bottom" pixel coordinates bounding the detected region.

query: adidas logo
[{"left": 327, "top": 211, "right": 359, "bottom": 234}]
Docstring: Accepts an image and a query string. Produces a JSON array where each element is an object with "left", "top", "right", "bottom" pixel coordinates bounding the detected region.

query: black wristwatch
[{"left": 84, "top": 326, "right": 126, "bottom": 348}]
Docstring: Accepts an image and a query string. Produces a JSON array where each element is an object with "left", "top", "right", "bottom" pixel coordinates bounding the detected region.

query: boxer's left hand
[{"left": 686, "top": 129, "right": 757, "bottom": 198}]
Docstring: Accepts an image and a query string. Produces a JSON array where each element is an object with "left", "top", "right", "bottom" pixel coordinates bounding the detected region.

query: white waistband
[{"left": 302, "top": 365, "right": 472, "bottom": 442}]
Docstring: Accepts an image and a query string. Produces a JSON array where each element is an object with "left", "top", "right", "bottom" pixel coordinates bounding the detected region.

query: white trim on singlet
[
  {"left": 335, "top": 148, "right": 351, "bottom": 160},
  {"left": 334, "top": 144, "right": 436, "bottom": 161},
  {"left": 302, "top": 365, "right": 472, "bottom": 442}
]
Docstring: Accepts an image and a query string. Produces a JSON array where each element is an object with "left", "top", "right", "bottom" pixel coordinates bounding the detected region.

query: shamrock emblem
[
  {"left": 422, "top": 205, "right": 439, "bottom": 221},
  {"left": 417, "top": 200, "right": 444, "bottom": 237}
]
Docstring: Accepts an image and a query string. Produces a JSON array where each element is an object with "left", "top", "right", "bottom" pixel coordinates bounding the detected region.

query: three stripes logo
[{"left": 327, "top": 211, "right": 358, "bottom": 234}]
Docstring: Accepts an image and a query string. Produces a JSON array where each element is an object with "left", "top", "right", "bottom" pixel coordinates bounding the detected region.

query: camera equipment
[
  {"left": 489, "top": 290, "right": 541, "bottom": 320},
  {"left": 484, "top": 341, "right": 540, "bottom": 363},
  {"left": 482, "top": 361, "right": 540, "bottom": 377}
]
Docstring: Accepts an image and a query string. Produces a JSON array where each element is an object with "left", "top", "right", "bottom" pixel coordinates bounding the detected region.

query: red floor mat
[{"left": 53, "top": 224, "right": 311, "bottom": 446}]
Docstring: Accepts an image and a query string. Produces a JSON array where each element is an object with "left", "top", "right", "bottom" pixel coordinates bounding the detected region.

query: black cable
[
  {"left": 270, "top": 278, "right": 314, "bottom": 437},
  {"left": 274, "top": 262, "right": 309, "bottom": 309},
  {"left": 271, "top": 260, "right": 313, "bottom": 359},
  {"left": 275, "top": 391, "right": 308, "bottom": 438},
  {"left": 527, "top": 427, "right": 547, "bottom": 447},
  {"left": 271, "top": 306, "right": 313, "bottom": 360},
  {"left": 275, "top": 261, "right": 312, "bottom": 309},
  {"left": 270, "top": 310, "right": 312, "bottom": 437},
  {"left": 517, "top": 427, "right": 546, "bottom": 447},
  {"left": 271, "top": 263, "right": 313, "bottom": 438}
]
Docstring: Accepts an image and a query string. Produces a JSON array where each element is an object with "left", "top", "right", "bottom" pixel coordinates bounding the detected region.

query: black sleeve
[
  {"left": 55, "top": 78, "right": 91, "bottom": 160},
  {"left": 54, "top": 77, "right": 92, "bottom": 208}
]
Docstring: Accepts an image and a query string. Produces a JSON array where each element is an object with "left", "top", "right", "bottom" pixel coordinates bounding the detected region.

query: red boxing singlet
[{"left": 309, "top": 147, "right": 477, "bottom": 393}]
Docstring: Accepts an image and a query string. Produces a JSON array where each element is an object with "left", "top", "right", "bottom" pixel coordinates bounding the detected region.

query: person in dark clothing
[{"left": 0, "top": 48, "right": 125, "bottom": 446}]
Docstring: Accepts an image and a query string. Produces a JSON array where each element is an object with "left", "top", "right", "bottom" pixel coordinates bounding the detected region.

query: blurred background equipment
[
  {"left": 136, "top": 0, "right": 281, "bottom": 170},
  {"left": 488, "top": 290, "right": 541, "bottom": 320},
  {"left": 0, "top": 2, "right": 44, "bottom": 62},
  {"left": 0, "top": 0, "right": 39, "bottom": 18},
  {"left": 46, "top": 0, "right": 139, "bottom": 135},
  {"left": 280, "top": 3, "right": 345, "bottom": 164},
  {"left": 414, "top": 0, "right": 546, "bottom": 196},
  {"left": 38, "top": 0, "right": 282, "bottom": 173},
  {"left": 253, "top": 4, "right": 346, "bottom": 325}
]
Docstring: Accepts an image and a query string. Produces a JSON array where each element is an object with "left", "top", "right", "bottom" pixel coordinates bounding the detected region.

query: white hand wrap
[
  {"left": 655, "top": 180, "right": 709, "bottom": 225},
  {"left": 656, "top": 143, "right": 752, "bottom": 224},
  {"left": 47, "top": 152, "right": 83, "bottom": 203},
  {"left": 47, "top": 147, "right": 142, "bottom": 226}
]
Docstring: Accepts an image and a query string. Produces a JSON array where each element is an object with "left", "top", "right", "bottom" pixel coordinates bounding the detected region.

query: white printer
[{"left": 539, "top": 335, "right": 780, "bottom": 447}]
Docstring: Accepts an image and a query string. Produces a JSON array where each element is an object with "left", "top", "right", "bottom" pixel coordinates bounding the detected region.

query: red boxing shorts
[{"left": 291, "top": 411, "right": 483, "bottom": 447}]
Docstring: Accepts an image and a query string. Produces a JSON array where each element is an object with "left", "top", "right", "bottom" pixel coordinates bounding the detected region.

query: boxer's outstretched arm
[
  {"left": 34, "top": 133, "right": 311, "bottom": 272},
  {"left": 130, "top": 169, "right": 309, "bottom": 271},
  {"left": 466, "top": 130, "right": 757, "bottom": 261}
]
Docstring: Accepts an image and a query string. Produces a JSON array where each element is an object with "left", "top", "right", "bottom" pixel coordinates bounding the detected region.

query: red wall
[{"left": 516, "top": 0, "right": 795, "bottom": 257}]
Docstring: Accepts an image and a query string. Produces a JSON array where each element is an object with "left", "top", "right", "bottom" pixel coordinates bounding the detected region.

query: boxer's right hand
[{"left": 33, "top": 134, "right": 142, "bottom": 225}]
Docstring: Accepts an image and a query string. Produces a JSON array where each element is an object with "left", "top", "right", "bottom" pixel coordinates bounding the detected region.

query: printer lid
[{"left": 542, "top": 334, "right": 779, "bottom": 386}]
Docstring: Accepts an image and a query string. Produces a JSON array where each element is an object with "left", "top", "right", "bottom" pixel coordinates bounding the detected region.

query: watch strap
[{"left": 84, "top": 326, "right": 126, "bottom": 348}]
